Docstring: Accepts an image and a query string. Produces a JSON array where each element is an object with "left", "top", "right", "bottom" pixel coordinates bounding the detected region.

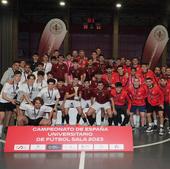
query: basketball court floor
[{"left": 0, "top": 128, "right": 170, "bottom": 169}]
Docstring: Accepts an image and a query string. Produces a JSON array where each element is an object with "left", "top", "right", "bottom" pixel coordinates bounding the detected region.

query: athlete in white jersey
[
  {"left": 17, "top": 97, "right": 53, "bottom": 126},
  {"left": 0, "top": 70, "right": 21, "bottom": 138},
  {"left": 38, "top": 78, "right": 60, "bottom": 126}
]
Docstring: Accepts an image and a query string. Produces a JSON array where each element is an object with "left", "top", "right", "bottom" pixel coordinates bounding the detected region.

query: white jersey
[
  {"left": 37, "top": 87, "right": 60, "bottom": 106},
  {"left": 0, "top": 82, "right": 20, "bottom": 103},
  {"left": 19, "top": 83, "right": 37, "bottom": 101},
  {"left": 20, "top": 102, "right": 52, "bottom": 119},
  {"left": 20, "top": 72, "right": 29, "bottom": 84},
  {"left": 33, "top": 71, "right": 47, "bottom": 80},
  {"left": 34, "top": 80, "right": 47, "bottom": 92},
  {"left": 43, "top": 62, "right": 52, "bottom": 74}
]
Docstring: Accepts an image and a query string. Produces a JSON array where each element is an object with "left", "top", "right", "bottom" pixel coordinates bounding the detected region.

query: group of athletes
[{"left": 0, "top": 48, "right": 170, "bottom": 138}]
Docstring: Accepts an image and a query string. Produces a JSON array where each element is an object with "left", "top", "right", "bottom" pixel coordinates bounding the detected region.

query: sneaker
[
  {"left": 82, "top": 122, "right": 89, "bottom": 126},
  {"left": 100, "top": 121, "right": 105, "bottom": 126},
  {"left": 153, "top": 125, "right": 158, "bottom": 131},
  {"left": 159, "top": 128, "right": 164, "bottom": 136},
  {"left": 93, "top": 122, "right": 97, "bottom": 126},
  {"left": 146, "top": 126, "right": 153, "bottom": 133}
]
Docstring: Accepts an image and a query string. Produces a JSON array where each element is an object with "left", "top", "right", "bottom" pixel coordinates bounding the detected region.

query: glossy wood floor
[{"left": 0, "top": 128, "right": 170, "bottom": 169}]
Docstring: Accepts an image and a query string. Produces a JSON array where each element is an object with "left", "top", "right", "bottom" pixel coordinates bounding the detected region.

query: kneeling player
[{"left": 17, "top": 97, "right": 53, "bottom": 126}]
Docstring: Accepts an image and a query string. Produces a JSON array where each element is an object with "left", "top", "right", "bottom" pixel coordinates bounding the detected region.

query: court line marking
[
  {"left": 79, "top": 151, "right": 86, "bottom": 169},
  {"left": 0, "top": 139, "right": 6, "bottom": 144},
  {"left": 134, "top": 138, "right": 170, "bottom": 149}
]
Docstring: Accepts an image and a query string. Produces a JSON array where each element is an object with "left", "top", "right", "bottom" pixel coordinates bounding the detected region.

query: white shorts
[
  {"left": 58, "top": 101, "right": 64, "bottom": 106},
  {"left": 81, "top": 99, "right": 91, "bottom": 109},
  {"left": 64, "top": 100, "right": 81, "bottom": 108},
  {"left": 91, "top": 101, "right": 111, "bottom": 112}
]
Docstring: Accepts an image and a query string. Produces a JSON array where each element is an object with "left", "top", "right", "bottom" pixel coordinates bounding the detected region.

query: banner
[
  {"left": 4, "top": 126, "right": 133, "bottom": 152},
  {"left": 142, "top": 25, "right": 169, "bottom": 69},
  {"left": 38, "top": 18, "right": 67, "bottom": 56}
]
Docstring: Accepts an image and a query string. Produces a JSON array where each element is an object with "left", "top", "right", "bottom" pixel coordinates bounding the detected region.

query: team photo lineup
[{"left": 0, "top": 48, "right": 170, "bottom": 138}]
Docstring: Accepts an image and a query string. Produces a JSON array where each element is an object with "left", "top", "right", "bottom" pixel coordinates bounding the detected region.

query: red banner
[{"left": 4, "top": 126, "right": 133, "bottom": 152}]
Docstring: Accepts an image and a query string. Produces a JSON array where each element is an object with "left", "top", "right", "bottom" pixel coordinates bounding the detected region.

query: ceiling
[{"left": 15, "top": 0, "right": 170, "bottom": 28}]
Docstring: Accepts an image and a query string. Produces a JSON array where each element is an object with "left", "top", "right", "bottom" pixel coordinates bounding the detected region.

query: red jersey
[
  {"left": 93, "top": 89, "right": 111, "bottom": 104},
  {"left": 159, "top": 84, "right": 170, "bottom": 104},
  {"left": 147, "top": 85, "right": 164, "bottom": 106},
  {"left": 102, "top": 74, "right": 114, "bottom": 86},
  {"left": 112, "top": 73, "right": 129, "bottom": 87},
  {"left": 140, "top": 70, "right": 157, "bottom": 84},
  {"left": 66, "top": 84, "right": 82, "bottom": 100},
  {"left": 85, "top": 66, "right": 96, "bottom": 81},
  {"left": 128, "top": 85, "right": 147, "bottom": 106},
  {"left": 123, "top": 65, "right": 131, "bottom": 75},
  {"left": 79, "top": 87, "right": 93, "bottom": 100},
  {"left": 98, "top": 63, "right": 107, "bottom": 74},
  {"left": 69, "top": 67, "right": 85, "bottom": 80},
  {"left": 111, "top": 89, "right": 131, "bottom": 110},
  {"left": 78, "top": 58, "right": 88, "bottom": 68},
  {"left": 57, "top": 85, "right": 67, "bottom": 101},
  {"left": 128, "top": 74, "right": 143, "bottom": 87},
  {"left": 90, "top": 79, "right": 109, "bottom": 89},
  {"left": 51, "top": 63, "right": 68, "bottom": 81}
]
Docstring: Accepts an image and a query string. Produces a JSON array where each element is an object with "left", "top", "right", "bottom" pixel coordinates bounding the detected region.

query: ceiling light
[
  {"left": 1, "top": 0, "right": 8, "bottom": 5},
  {"left": 59, "top": 1, "right": 65, "bottom": 7},
  {"left": 116, "top": 3, "right": 122, "bottom": 8}
]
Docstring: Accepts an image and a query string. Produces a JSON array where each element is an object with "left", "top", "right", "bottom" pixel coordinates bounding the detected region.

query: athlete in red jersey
[
  {"left": 86, "top": 81, "right": 116, "bottom": 126},
  {"left": 154, "top": 67, "right": 162, "bottom": 84},
  {"left": 69, "top": 60, "right": 86, "bottom": 83},
  {"left": 127, "top": 78, "right": 147, "bottom": 127},
  {"left": 51, "top": 55, "right": 68, "bottom": 82},
  {"left": 131, "top": 57, "right": 141, "bottom": 73},
  {"left": 64, "top": 78, "right": 87, "bottom": 125},
  {"left": 78, "top": 80, "right": 93, "bottom": 110},
  {"left": 85, "top": 60, "right": 97, "bottom": 81},
  {"left": 140, "top": 63, "right": 157, "bottom": 84},
  {"left": 57, "top": 80, "right": 67, "bottom": 125},
  {"left": 128, "top": 67, "right": 142, "bottom": 87},
  {"left": 145, "top": 78, "right": 164, "bottom": 135},
  {"left": 159, "top": 77, "right": 170, "bottom": 134},
  {"left": 112, "top": 65, "right": 129, "bottom": 88},
  {"left": 111, "top": 82, "right": 131, "bottom": 126},
  {"left": 102, "top": 66, "right": 114, "bottom": 89}
]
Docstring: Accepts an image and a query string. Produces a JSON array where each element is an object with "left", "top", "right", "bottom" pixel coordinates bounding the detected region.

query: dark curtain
[{"left": 0, "top": 0, "right": 18, "bottom": 77}]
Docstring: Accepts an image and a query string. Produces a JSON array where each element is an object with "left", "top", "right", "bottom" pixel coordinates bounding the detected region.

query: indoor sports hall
[{"left": 0, "top": 1, "right": 170, "bottom": 169}]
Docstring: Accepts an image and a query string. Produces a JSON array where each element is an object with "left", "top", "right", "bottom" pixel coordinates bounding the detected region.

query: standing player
[
  {"left": 127, "top": 78, "right": 147, "bottom": 128},
  {"left": 51, "top": 54, "right": 68, "bottom": 83},
  {"left": 111, "top": 82, "right": 131, "bottom": 126},
  {"left": 0, "top": 70, "right": 21, "bottom": 138},
  {"left": 159, "top": 77, "right": 170, "bottom": 134},
  {"left": 57, "top": 80, "right": 67, "bottom": 125},
  {"left": 79, "top": 80, "right": 93, "bottom": 110},
  {"left": 145, "top": 78, "right": 164, "bottom": 135},
  {"left": 18, "top": 74, "right": 36, "bottom": 104},
  {"left": 64, "top": 78, "right": 87, "bottom": 125},
  {"left": 37, "top": 78, "right": 60, "bottom": 126},
  {"left": 86, "top": 81, "right": 116, "bottom": 126}
]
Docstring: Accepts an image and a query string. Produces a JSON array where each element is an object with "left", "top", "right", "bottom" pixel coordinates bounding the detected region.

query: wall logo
[
  {"left": 46, "top": 144, "right": 62, "bottom": 150},
  {"left": 49, "top": 20, "right": 64, "bottom": 35},
  {"left": 154, "top": 26, "right": 167, "bottom": 41},
  {"left": 14, "top": 144, "right": 30, "bottom": 151},
  {"left": 30, "top": 144, "right": 46, "bottom": 150}
]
